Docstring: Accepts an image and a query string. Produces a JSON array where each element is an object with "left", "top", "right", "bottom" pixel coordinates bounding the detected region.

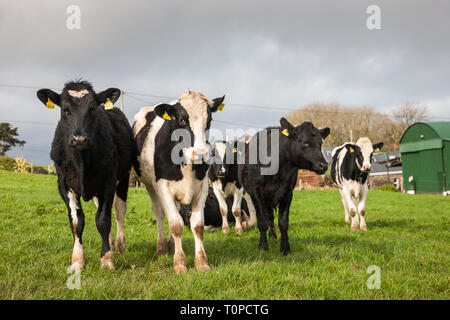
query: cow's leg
[
  {"left": 249, "top": 192, "right": 269, "bottom": 251},
  {"left": 95, "top": 190, "right": 115, "bottom": 270},
  {"left": 339, "top": 189, "right": 350, "bottom": 223},
  {"left": 267, "top": 207, "right": 277, "bottom": 239},
  {"left": 114, "top": 177, "right": 129, "bottom": 253},
  {"left": 57, "top": 177, "right": 85, "bottom": 269},
  {"left": 190, "top": 180, "right": 211, "bottom": 272},
  {"left": 67, "top": 190, "right": 85, "bottom": 269},
  {"left": 342, "top": 188, "right": 359, "bottom": 230},
  {"left": 145, "top": 186, "right": 169, "bottom": 255},
  {"left": 158, "top": 185, "right": 186, "bottom": 274},
  {"left": 213, "top": 186, "right": 229, "bottom": 233},
  {"left": 245, "top": 193, "right": 257, "bottom": 228},
  {"left": 231, "top": 188, "right": 244, "bottom": 235},
  {"left": 278, "top": 191, "right": 293, "bottom": 255},
  {"left": 358, "top": 184, "right": 369, "bottom": 231}
]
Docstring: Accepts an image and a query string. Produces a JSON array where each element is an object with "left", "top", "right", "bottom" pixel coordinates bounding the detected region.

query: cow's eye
[{"left": 179, "top": 119, "right": 187, "bottom": 126}]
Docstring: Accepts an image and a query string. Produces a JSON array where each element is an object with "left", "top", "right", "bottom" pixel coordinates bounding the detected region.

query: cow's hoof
[
  {"left": 115, "top": 236, "right": 126, "bottom": 254},
  {"left": 360, "top": 225, "right": 367, "bottom": 231},
  {"left": 258, "top": 242, "right": 269, "bottom": 251},
  {"left": 241, "top": 221, "right": 248, "bottom": 230},
  {"left": 70, "top": 260, "right": 84, "bottom": 271},
  {"left": 351, "top": 224, "right": 358, "bottom": 231},
  {"left": 235, "top": 227, "right": 243, "bottom": 235},
  {"left": 222, "top": 226, "right": 229, "bottom": 233},
  {"left": 101, "top": 251, "right": 115, "bottom": 270},
  {"left": 174, "top": 265, "right": 187, "bottom": 274}
]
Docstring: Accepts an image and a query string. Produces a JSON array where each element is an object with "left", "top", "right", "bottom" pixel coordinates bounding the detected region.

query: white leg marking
[
  {"left": 190, "top": 180, "right": 210, "bottom": 272},
  {"left": 232, "top": 188, "right": 244, "bottom": 235},
  {"left": 245, "top": 193, "right": 257, "bottom": 228},
  {"left": 213, "top": 183, "right": 229, "bottom": 233},
  {"left": 114, "top": 194, "right": 127, "bottom": 253},
  {"left": 68, "top": 190, "right": 85, "bottom": 269}
]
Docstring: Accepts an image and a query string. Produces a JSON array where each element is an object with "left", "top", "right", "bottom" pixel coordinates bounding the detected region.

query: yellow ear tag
[
  {"left": 46, "top": 98, "right": 55, "bottom": 109},
  {"left": 104, "top": 99, "right": 114, "bottom": 110},
  {"left": 282, "top": 129, "right": 289, "bottom": 136},
  {"left": 374, "top": 148, "right": 380, "bottom": 152},
  {"left": 233, "top": 147, "right": 237, "bottom": 153},
  {"left": 163, "top": 111, "right": 172, "bottom": 120},
  {"left": 217, "top": 103, "right": 225, "bottom": 111},
  {"left": 349, "top": 147, "right": 355, "bottom": 153}
]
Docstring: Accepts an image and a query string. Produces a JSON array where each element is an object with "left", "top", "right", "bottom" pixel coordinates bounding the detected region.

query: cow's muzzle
[
  {"left": 70, "top": 135, "right": 89, "bottom": 150},
  {"left": 313, "top": 162, "right": 328, "bottom": 174},
  {"left": 192, "top": 148, "right": 208, "bottom": 161}
]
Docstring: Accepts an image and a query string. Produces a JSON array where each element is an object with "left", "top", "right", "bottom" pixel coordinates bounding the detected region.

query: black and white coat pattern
[
  {"left": 36, "top": 80, "right": 137, "bottom": 270},
  {"left": 209, "top": 140, "right": 256, "bottom": 234},
  {"left": 331, "top": 137, "right": 383, "bottom": 231},
  {"left": 133, "top": 90, "right": 224, "bottom": 274}
]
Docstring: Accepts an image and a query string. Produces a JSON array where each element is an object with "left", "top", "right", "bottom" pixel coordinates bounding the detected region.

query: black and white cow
[
  {"left": 133, "top": 91, "right": 224, "bottom": 274},
  {"left": 331, "top": 137, "right": 383, "bottom": 231},
  {"left": 36, "top": 80, "right": 137, "bottom": 270},
  {"left": 239, "top": 118, "right": 330, "bottom": 255},
  {"left": 179, "top": 187, "right": 250, "bottom": 230},
  {"left": 208, "top": 140, "right": 256, "bottom": 234}
]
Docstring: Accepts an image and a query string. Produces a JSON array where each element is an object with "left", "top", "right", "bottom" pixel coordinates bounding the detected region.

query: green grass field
[{"left": 0, "top": 170, "right": 448, "bottom": 299}]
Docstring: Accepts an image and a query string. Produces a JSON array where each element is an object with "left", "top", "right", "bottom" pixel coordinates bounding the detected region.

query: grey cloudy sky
[{"left": 1, "top": 0, "right": 449, "bottom": 164}]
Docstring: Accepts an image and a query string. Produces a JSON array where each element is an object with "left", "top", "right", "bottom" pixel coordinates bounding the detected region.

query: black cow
[
  {"left": 36, "top": 80, "right": 138, "bottom": 270},
  {"left": 239, "top": 118, "right": 330, "bottom": 255},
  {"left": 180, "top": 187, "right": 250, "bottom": 229},
  {"left": 331, "top": 137, "right": 383, "bottom": 231}
]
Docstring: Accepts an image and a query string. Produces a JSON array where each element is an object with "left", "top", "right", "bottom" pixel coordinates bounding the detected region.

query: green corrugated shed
[{"left": 400, "top": 122, "right": 450, "bottom": 193}]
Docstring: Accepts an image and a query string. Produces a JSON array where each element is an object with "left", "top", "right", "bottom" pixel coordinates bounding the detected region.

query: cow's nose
[
  {"left": 71, "top": 135, "right": 88, "bottom": 149},
  {"left": 363, "top": 164, "right": 371, "bottom": 171},
  {"left": 193, "top": 149, "right": 208, "bottom": 160}
]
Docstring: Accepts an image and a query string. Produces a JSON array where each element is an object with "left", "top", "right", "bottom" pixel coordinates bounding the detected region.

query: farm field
[{"left": 0, "top": 170, "right": 448, "bottom": 300}]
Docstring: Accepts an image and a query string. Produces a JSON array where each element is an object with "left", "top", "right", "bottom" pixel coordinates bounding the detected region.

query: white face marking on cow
[
  {"left": 68, "top": 89, "right": 89, "bottom": 99},
  {"left": 356, "top": 137, "right": 374, "bottom": 171},
  {"left": 178, "top": 91, "right": 212, "bottom": 162}
]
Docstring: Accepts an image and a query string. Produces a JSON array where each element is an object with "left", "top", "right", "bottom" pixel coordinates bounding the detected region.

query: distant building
[{"left": 400, "top": 122, "right": 450, "bottom": 194}]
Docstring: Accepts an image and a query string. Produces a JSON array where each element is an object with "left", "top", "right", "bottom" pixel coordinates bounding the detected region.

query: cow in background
[
  {"left": 133, "top": 91, "right": 224, "bottom": 274},
  {"left": 208, "top": 140, "right": 256, "bottom": 234},
  {"left": 36, "top": 80, "right": 138, "bottom": 270},
  {"left": 331, "top": 137, "right": 383, "bottom": 231},
  {"left": 239, "top": 118, "right": 330, "bottom": 255},
  {"left": 180, "top": 187, "right": 250, "bottom": 230}
]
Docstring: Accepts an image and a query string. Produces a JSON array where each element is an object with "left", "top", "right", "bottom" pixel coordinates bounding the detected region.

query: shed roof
[{"left": 400, "top": 122, "right": 450, "bottom": 153}]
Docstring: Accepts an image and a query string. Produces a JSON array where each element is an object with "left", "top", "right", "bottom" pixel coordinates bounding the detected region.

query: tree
[
  {"left": 285, "top": 103, "right": 398, "bottom": 150},
  {"left": 0, "top": 123, "right": 26, "bottom": 156},
  {"left": 392, "top": 102, "right": 430, "bottom": 130}
]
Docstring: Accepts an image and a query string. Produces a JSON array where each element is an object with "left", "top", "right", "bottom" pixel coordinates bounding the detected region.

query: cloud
[{"left": 1, "top": 0, "right": 449, "bottom": 163}]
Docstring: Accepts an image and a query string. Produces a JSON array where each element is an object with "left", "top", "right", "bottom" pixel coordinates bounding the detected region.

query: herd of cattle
[{"left": 36, "top": 80, "right": 383, "bottom": 273}]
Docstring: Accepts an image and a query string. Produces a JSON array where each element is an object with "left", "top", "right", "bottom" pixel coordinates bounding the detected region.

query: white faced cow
[
  {"left": 331, "top": 137, "right": 383, "bottom": 231},
  {"left": 133, "top": 91, "right": 224, "bottom": 274}
]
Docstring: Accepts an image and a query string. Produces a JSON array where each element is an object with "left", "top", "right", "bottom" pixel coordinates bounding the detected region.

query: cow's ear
[
  {"left": 373, "top": 142, "right": 384, "bottom": 152},
  {"left": 97, "top": 88, "right": 121, "bottom": 104},
  {"left": 280, "top": 117, "right": 295, "bottom": 137},
  {"left": 210, "top": 95, "right": 225, "bottom": 112},
  {"left": 345, "top": 144, "right": 359, "bottom": 153},
  {"left": 319, "top": 127, "right": 331, "bottom": 139},
  {"left": 37, "top": 89, "right": 61, "bottom": 107},
  {"left": 154, "top": 103, "right": 178, "bottom": 121}
]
